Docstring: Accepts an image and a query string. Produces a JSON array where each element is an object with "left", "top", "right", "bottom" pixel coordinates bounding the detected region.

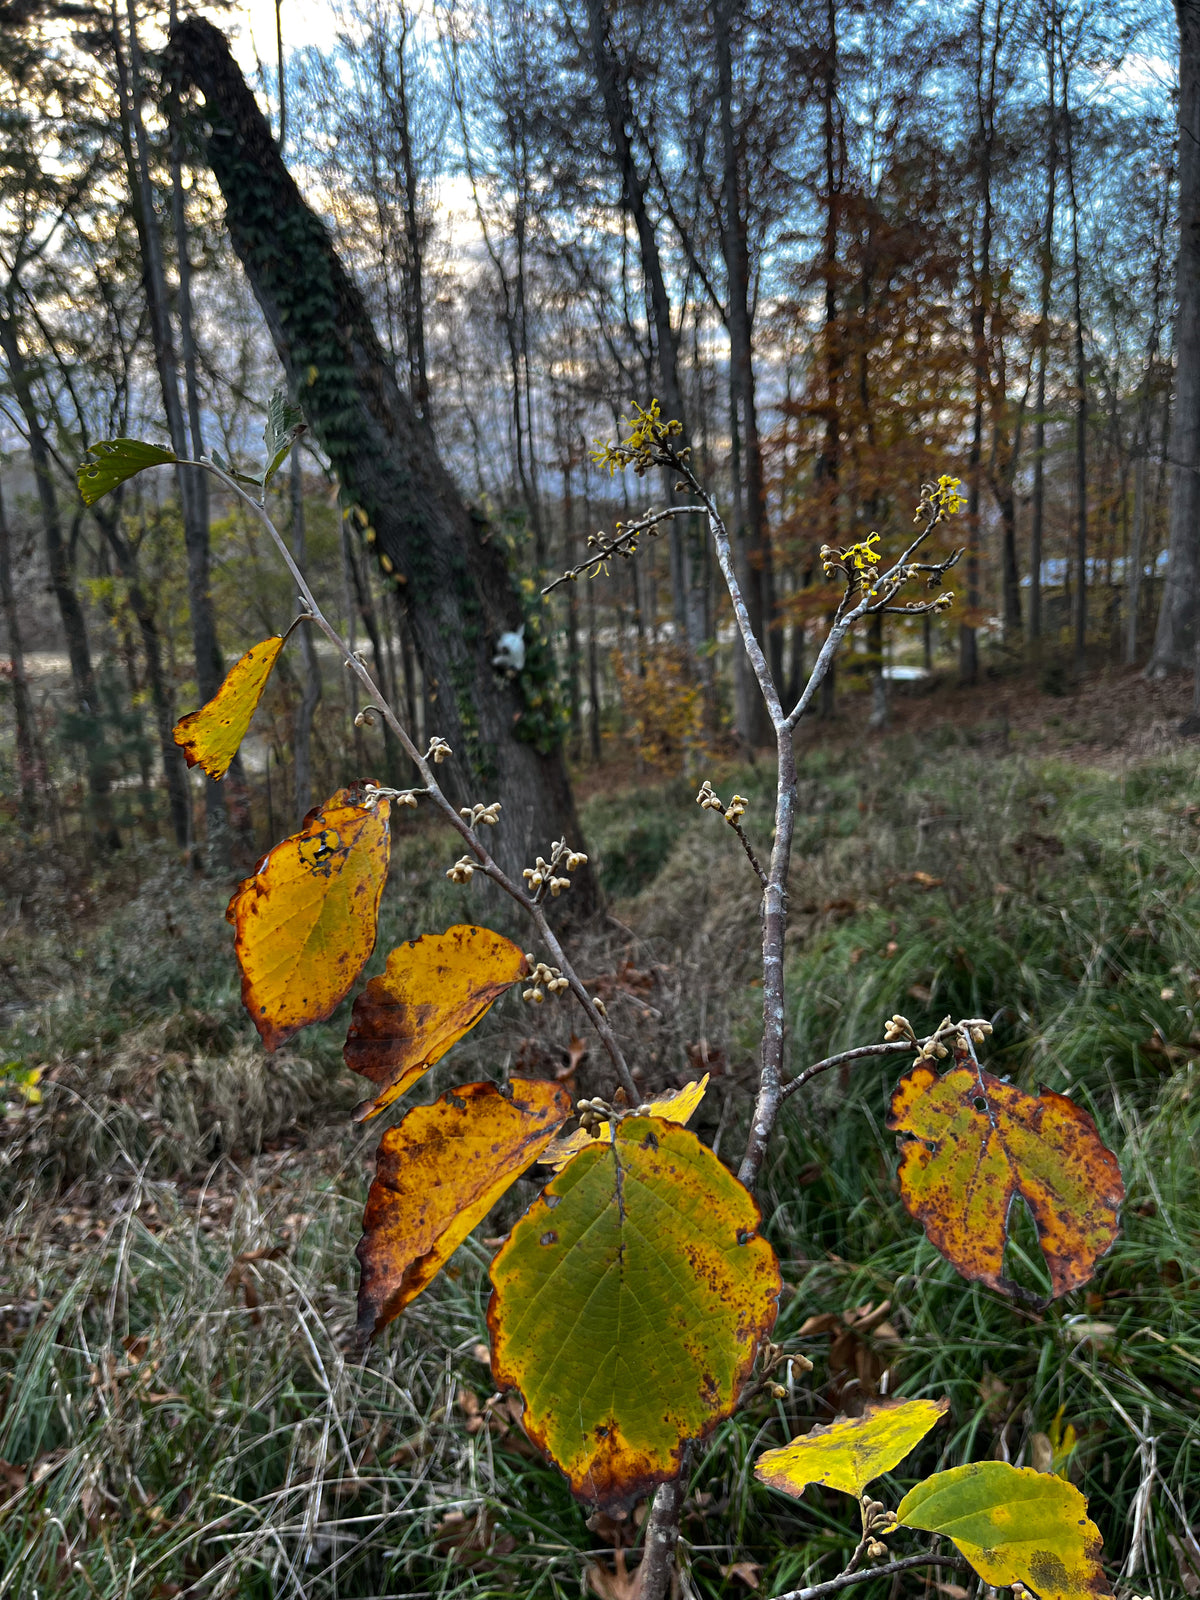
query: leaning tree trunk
[
  {"left": 1150, "top": 0, "right": 1200, "bottom": 674},
  {"left": 168, "top": 18, "right": 596, "bottom": 908}
]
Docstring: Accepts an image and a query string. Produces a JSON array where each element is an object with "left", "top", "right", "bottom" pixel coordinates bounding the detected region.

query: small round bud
[{"left": 593, "top": 998, "right": 607, "bottom": 1017}]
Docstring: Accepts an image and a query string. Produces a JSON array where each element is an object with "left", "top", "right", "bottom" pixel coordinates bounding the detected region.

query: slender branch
[
  {"left": 541, "top": 505, "right": 704, "bottom": 595},
  {"left": 669, "top": 446, "right": 783, "bottom": 728},
  {"left": 779, "top": 1019, "right": 993, "bottom": 1101},
  {"left": 728, "top": 816, "right": 768, "bottom": 888},
  {"left": 767, "top": 1553, "right": 967, "bottom": 1600},
  {"left": 191, "top": 459, "right": 639, "bottom": 1103}
]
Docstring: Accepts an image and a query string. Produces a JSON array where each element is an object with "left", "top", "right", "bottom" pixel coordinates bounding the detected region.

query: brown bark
[
  {"left": 169, "top": 17, "right": 596, "bottom": 908},
  {"left": 116, "top": 0, "right": 229, "bottom": 855},
  {"left": 289, "top": 444, "right": 321, "bottom": 819},
  {"left": 1030, "top": 8, "right": 1058, "bottom": 648},
  {"left": 716, "top": 0, "right": 776, "bottom": 746},
  {"left": 581, "top": 0, "right": 705, "bottom": 667},
  {"left": 90, "top": 500, "right": 191, "bottom": 849},
  {"left": 0, "top": 476, "right": 41, "bottom": 828},
  {"left": 0, "top": 309, "right": 116, "bottom": 840},
  {"left": 1150, "top": 0, "right": 1200, "bottom": 674}
]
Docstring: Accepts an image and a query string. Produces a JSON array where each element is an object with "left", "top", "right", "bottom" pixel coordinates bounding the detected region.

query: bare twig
[
  {"left": 767, "top": 1553, "right": 967, "bottom": 1600},
  {"left": 191, "top": 457, "right": 639, "bottom": 1104},
  {"left": 728, "top": 816, "right": 768, "bottom": 889},
  {"left": 541, "top": 505, "right": 704, "bottom": 595},
  {"left": 779, "top": 1019, "right": 993, "bottom": 1101}
]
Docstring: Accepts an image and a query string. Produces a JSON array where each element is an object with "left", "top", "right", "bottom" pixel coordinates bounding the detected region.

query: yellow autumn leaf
[
  {"left": 343, "top": 926, "right": 529, "bottom": 1121},
  {"left": 896, "top": 1461, "right": 1112, "bottom": 1600},
  {"left": 754, "top": 1397, "right": 949, "bottom": 1500},
  {"left": 227, "top": 785, "right": 391, "bottom": 1051},
  {"left": 539, "top": 1073, "right": 710, "bottom": 1170},
  {"left": 174, "top": 635, "right": 286, "bottom": 779},
  {"left": 356, "top": 1078, "right": 571, "bottom": 1337}
]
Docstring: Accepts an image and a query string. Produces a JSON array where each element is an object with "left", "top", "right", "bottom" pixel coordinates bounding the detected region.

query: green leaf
[
  {"left": 211, "top": 448, "right": 266, "bottom": 491},
  {"left": 262, "top": 389, "right": 306, "bottom": 487},
  {"left": 76, "top": 438, "right": 177, "bottom": 506},
  {"left": 487, "top": 1116, "right": 780, "bottom": 1512},
  {"left": 896, "top": 1462, "right": 1112, "bottom": 1600},
  {"left": 755, "top": 1397, "right": 949, "bottom": 1500}
]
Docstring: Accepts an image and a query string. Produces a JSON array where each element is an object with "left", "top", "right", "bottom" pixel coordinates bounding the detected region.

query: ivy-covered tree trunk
[{"left": 168, "top": 18, "right": 594, "bottom": 907}]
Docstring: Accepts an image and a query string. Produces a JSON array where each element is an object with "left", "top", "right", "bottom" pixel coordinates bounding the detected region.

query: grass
[{"left": 1, "top": 724, "right": 1199, "bottom": 1598}]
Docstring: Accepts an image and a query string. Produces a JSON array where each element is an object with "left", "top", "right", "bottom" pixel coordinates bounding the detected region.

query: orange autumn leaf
[
  {"left": 356, "top": 1078, "right": 571, "bottom": 1337},
  {"left": 227, "top": 785, "right": 391, "bottom": 1051},
  {"left": 344, "top": 925, "right": 529, "bottom": 1121},
  {"left": 887, "top": 1058, "right": 1124, "bottom": 1298},
  {"left": 174, "top": 635, "right": 287, "bottom": 779}
]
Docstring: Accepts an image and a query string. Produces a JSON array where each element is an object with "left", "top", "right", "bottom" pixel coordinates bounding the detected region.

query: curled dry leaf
[
  {"left": 173, "top": 635, "right": 286, "bottom": 780},
  {"left": 539, "top": 1074, "right": 710, "bottom": 1171},
  {"left": 754, "top": 1396, "right": 949, "bottom": 1500},
  {"left": 487, "top": 1116, "right": 780, "bottom": 1513},
  {"left": 227, "top": 785, "right": 391, "bottom": 1051},
  {"left": 896, "top": 1461, "right": 1113, "bottom": 1600},
  {"left": 887, "top": 1060, "right": 1124, "bottom": 1298},
  {"left": 344, "top": 925, "right": 529, "bottom": 1121},
  {"left": 356, "top": 1078, "right": 570, "bottom": 1337}
]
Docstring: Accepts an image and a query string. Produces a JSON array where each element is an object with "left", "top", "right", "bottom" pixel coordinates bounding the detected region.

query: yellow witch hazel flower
[
  {"left": 933, "top": 475, "right": 965, "bottom": 515},
  {"left": 821, "top": 532, "right": 881, "bottom": 578},
  {"left": 590, "top": 399, "right": 683, "bottom": 476}
]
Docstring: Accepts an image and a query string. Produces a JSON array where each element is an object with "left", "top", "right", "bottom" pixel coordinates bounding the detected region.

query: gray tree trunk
[{"left": 169, "top": 17, "right": 597, "bottom": 911}]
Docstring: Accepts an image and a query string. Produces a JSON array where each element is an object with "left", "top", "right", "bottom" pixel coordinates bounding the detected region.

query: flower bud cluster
[
  {"left": 522, "top": 841, "right": 588, "bottom": 899},
  {"left": 446, "top": 856, "right": 476, "bottom": 884},
  {"left": 522, "top": 960, "right": 570, "bottom": 1004},
  {"left": 426, "top": 736, "right": 452, "bottom": 764},
  {"left": 861, "top": 1497, "right": 896, "bottom": 1539},
  {"left": 884, "top": 1014, "right": 916, "bottom": 1043},
  {"left": 460, "top": 800, "right": 502, "bottom": 827},
  {"left": 575, "top": 1096, "right": 613, "bottom": 1137}
]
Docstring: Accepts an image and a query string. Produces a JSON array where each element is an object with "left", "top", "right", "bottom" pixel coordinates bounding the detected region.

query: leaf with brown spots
[
  {"left": 227, "top": 785, "right": 391, "bottom": 1051},
  {"left": 887, "top": 1057, "right": 1123, "bottom": 1298},
  {"left": 174, "top": 635, "right": 287, "bottom": 779},
  {"left": 357, "top": 1078, "right": 570, "bottom": 1337},
  {"left": 344, "top": 926, "right": 529, "bottom": 1120},
  {"left": 487, "top": 1116, "right": 780, "bottom": 1512},
  {"left": 754, "top": 1397, "right": 949, "bottom": 1500},
  {"left": 896, "top": 1462, "right": 1113, "bottom": 1600},
  {"left": 539, "top": 1074, "right": 710, "bottom": 1170}
]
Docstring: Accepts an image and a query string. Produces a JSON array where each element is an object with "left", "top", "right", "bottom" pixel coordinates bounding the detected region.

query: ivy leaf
[
  {"left": 887, "top": 1059, "right": 1124, "bottom": 1298},
  {"left": 540, "top": 1073, "right": 710, "bottom": 1170},
  {"left": 754, "top": 1397, "right": 949, "bottom": 1500},
  {"left": 76, "top": 438, "right": 177, "bottom": 506},
  {"left": 262, "top": 389, "right": 306, "bottom": 487},
  {"left": 896, "top": 1461, "right": 1112, "bottom": 1600},
  {"left": 356, "top": 1078, "right": 571, "bottom": 1338},
  {"left": 227, "top": 784, "right": 391, "bottom": 1051},
  {"left": 487, "top": 1116, "right": 780, "bottom": 1512},
  {"left": 173, "top": 635, "right": 286, "bottom": 780},
  {"left": 344, "top": 925, "right": 529, "bottom": 1121}
]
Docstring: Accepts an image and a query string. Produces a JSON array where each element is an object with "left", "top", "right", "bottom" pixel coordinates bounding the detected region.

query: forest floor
[{"left": 1, "top": 662, "right": 1199, "bottom": 1600}]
